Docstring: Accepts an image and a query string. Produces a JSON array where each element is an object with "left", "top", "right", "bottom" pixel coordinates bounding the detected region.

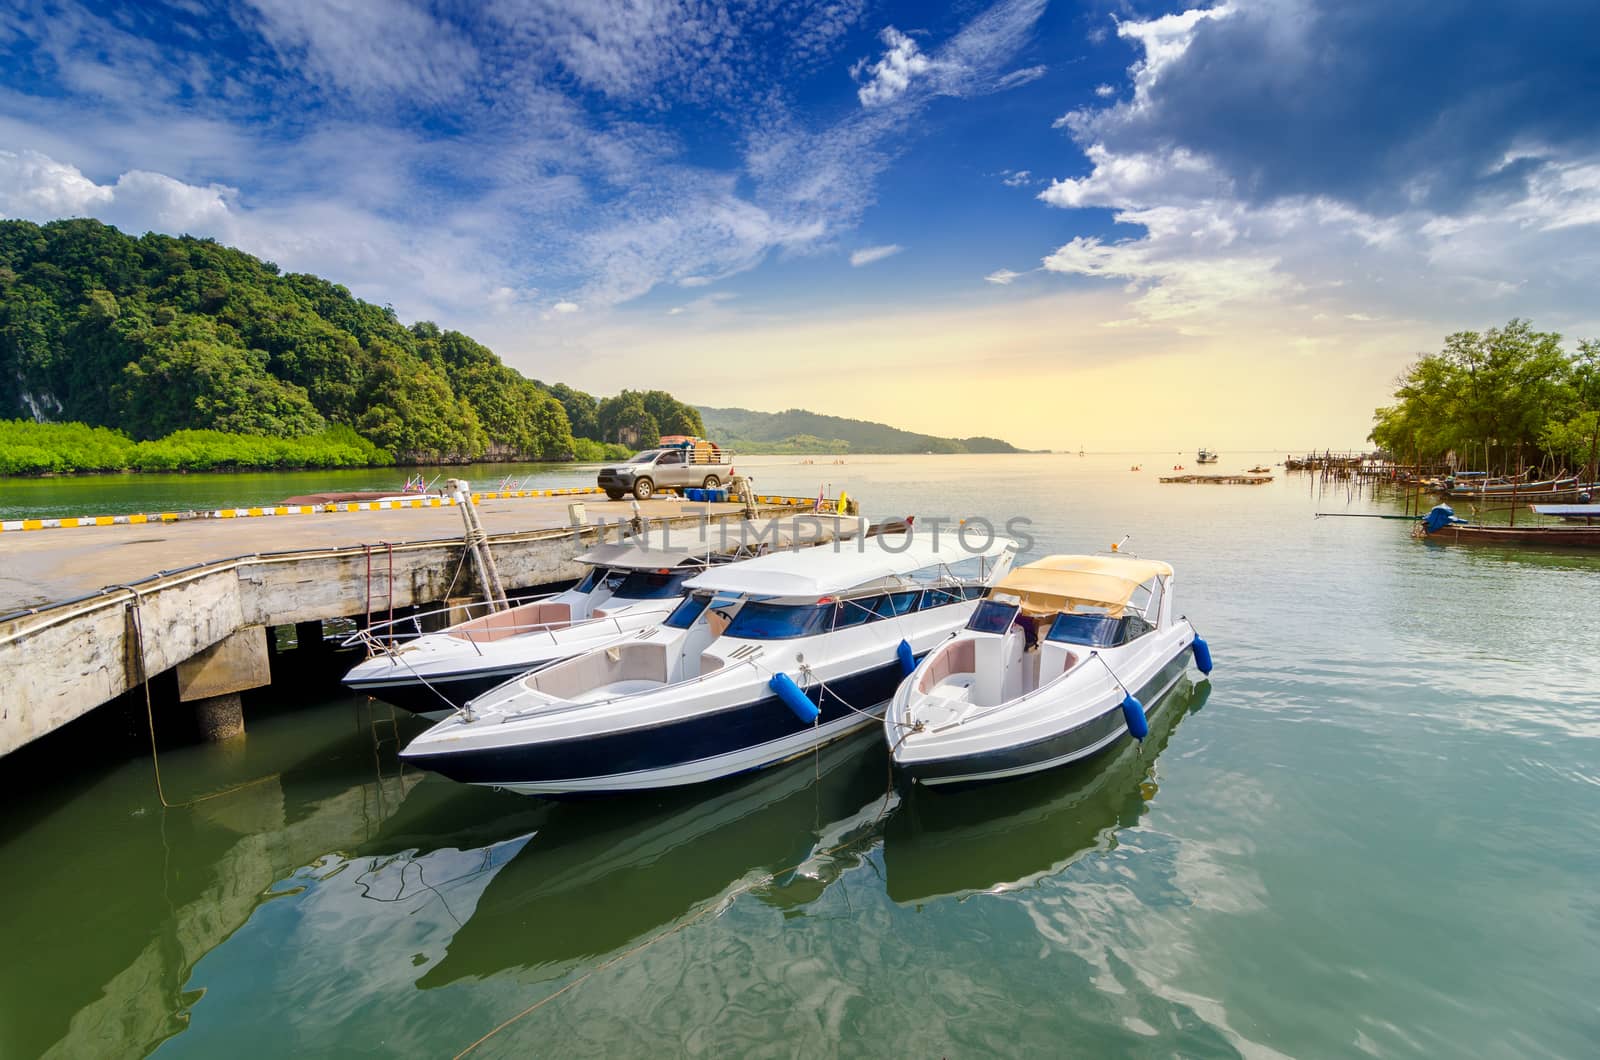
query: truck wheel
[
  {"left": 605, "top": 490, "right": 624, "bottom": 501},
  {"left": 702, "top": 474, "right": 721, "bottom": 489},
  {"left": 633, "top": 478, "right": 654, "bottom": 501}
]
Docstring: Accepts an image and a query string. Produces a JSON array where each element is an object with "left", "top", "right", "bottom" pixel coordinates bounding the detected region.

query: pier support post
[
  {"left": 176, "top": 626, "right": 270, "bottom": 741},
  {"left": 193, "top": 692, "right": 245, "bottom": 741}
]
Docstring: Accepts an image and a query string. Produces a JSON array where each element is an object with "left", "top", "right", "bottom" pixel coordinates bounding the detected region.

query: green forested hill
[
  {"left": 698, "top": 405, "right": 1021, "bottom": 454},
  {"left": 0, "top": 218, "right": 702, "bottom": 466}
]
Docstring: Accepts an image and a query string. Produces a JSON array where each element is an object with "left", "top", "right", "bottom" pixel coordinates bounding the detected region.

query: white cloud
[
  {"left": 853, "top": 27, "right": 934, "bottom": 107},
  {"left": 551, "top": 300, "right": 580, "bottom": 314},
  {"left": 997, "top": 64, "right": 1047, "bottom": 89},
  {"left": 0, "top": 149, "right": 239, "bottom": 236},
  {"left": 1094, "top": 83, "right": 1116, "bottom": 97},
  {"left": 985, "top": 268, "right": 1021, "bottom": 284},
  {"left": 243, "top": 0, "right": 481, "bottom": 103},
  {"left": 850, "top": 243, "right": 903, "bottom": 267},
  {"left": 1042, "top": 236, "right": 1292, "bottom": 323},
  {"left": 0, "top": 149, "right": 113, "bottom": 217},
  {"left": 1002, "top": 169, "right": 1033, "bottom": 187},
  {"left": 1014, "top": 4, "right": 1600, "bottom": 337}
]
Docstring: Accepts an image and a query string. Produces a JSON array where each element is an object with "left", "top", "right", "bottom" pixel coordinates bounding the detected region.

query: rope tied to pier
[{"left": 119, "top": 585, "right": 280, "bottom": 810}]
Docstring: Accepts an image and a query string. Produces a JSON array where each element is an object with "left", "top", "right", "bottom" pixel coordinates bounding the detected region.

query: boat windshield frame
[{"left": 574, "top": 567, "right": 609, "bottom": 593}]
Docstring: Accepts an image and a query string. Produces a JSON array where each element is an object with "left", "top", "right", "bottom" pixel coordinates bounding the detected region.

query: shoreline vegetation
[
  {"left": 0, "top": 420, "right": 640, "bottom": 476},
  {"left": 1369, "top": 319, "right": 1599, "bottom": 476}
]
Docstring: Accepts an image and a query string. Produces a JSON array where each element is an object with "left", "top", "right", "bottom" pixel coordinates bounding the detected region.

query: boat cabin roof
[
  {"left": 576, "top": 515, "right": 869, "bottom": 570},
  {"left": 990, "top": 553, "right": 1172, "bottom": 618},
  {"left": 1531, "top": 504, "right": 1600, "bottom": 516},
  {"left": 685, "top": 532, "right": 1014, "bottom": 598}
]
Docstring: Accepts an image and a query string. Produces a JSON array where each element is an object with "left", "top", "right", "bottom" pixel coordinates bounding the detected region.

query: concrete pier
[{"left": 0, "top": 493, "right": 814, "bottom": 758}]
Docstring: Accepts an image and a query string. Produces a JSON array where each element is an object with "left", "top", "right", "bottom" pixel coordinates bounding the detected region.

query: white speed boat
[
  {"left": 344, "top": 515, "right": 865, "bottom": 718},
  {"left": 886, "top": 554, "right": 1212, "bottom": 786},
  {"left": 399, "top": 532, "right": 1017, "bottom": 795}
]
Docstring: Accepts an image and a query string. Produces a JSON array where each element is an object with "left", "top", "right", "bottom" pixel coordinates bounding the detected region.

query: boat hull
[
  {"left": 897, "top": 650, "right": 1192, "bottom": 787},
  {"left": 400, "top": 656, "right": 911, "bottom": 795},
  {"left": 1424, "top": 524, "right": 1600, "bottom": 548}
]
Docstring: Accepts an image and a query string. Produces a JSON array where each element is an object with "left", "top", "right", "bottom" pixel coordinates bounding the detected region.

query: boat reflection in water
[
  {"left": 882, "top": 677, "right": 1209, "bottom": 904},
  {"left": 414, "top": 730, "right": 888, "bottom": 987}
]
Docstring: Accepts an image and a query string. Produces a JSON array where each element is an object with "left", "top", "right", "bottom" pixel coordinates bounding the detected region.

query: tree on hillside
[
  {"left": 545, "top": 382, "right": 600, "bottom": 440},
  {"left": 598, "top": 392, "right": 660, "bottom": 446},
  {"left": 637, "top": 389, "right": 705, "bottom": 437},
  {"left": 114, "top": 318, "right": 326, "bottom": 438}
]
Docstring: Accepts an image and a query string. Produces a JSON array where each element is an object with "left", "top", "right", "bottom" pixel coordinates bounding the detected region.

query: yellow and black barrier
[{"left": 0, "top": 488, "right": 824, "bottom": 533}]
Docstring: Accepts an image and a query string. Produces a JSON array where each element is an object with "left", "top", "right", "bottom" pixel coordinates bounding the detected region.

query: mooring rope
[{"left": 119, "top": 585, "right": 280, "bottom": 810}]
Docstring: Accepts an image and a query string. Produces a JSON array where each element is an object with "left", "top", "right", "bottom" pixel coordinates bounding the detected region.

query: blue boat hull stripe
[{"left": 404, "top": 656, "right": 917, "bottom": 787}]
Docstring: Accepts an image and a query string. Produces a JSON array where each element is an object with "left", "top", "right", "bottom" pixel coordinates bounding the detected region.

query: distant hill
[{"left": 698, "top": 405, "right": 1022, "bottom": 454}]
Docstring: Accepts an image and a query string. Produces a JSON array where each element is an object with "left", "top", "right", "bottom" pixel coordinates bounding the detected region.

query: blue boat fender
[
  {"left": 896, "top": 639, "right": 916, "bottom": 676},
  {"left": 1191, "top": 636, "right": 1213, "bottom": 674},
  {"left": 1121, "top": 693, "right": 1149, "bottom": 741},
  {"left": 770, "top": 672, "right": 820, "bottom": 724}
]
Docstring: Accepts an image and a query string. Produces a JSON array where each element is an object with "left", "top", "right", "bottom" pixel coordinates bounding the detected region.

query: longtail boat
[{"left": 1415, "top": 504, "right": 1600, "bottom": 549}]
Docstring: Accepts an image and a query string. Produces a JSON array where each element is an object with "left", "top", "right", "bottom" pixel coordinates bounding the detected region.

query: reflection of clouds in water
[
  {"left": 1011, "top": 824, "right": 1279, "bottom": 1058},
  {"left": 189, "top": 838, "right": 531, "bottom": 1048}
]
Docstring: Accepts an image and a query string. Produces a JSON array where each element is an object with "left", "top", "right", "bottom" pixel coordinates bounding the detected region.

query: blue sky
[{"left": 2, "top": 1, "right": 1597, "bottom": 449}]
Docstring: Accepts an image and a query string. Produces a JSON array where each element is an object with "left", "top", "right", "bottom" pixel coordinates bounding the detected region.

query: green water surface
[{"left": 2, "top": 454, "right": 1597, "bottom": 1058}]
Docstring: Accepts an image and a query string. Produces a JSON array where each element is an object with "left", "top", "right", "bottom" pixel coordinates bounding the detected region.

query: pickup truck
[{"left": 597, "top": 447, "right": 735, "bottom": 501}]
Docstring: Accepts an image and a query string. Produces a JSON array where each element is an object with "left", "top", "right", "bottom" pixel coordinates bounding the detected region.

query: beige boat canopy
[{"left": 989, "top": 554, "right": 1173, "bottom": 617}]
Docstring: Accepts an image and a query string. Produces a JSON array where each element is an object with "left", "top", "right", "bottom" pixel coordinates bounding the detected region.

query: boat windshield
[
  {"left": 574, "top": 567, "right": 608, "bottom": 593},
  {"left": 1044, "top": 612, "right": 1122, "bottom": 647},
  {"left": 724, "top": 601, "right": 833, "bottom": 640},
  {"left": 664, "top": 593, "right": 712, "bottom": 629},
  {"left": 612, "top": 568, "right": 697, "bottom": 600},
  {"left": 966, "top": 599, "right": 1019, "bottom": 634}
]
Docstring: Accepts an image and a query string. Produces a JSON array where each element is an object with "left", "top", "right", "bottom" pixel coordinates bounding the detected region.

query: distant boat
[
  {"left": 1247, "top": 464, "right": 1271, "bottom": 474},
  {"left": 1196, "top": 448, "right": 1219, "bottom": 464},
  {"left": 1442, "top": 477, "right": 1596, "bottom": 502}
]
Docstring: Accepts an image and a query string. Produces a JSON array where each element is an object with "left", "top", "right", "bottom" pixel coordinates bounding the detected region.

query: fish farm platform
[
  {"left": 1158, "top": 474, "right": 1274, "bottom": 485},
  {"left": 0, "top": 492, "right": 822, "bottom": 758}
]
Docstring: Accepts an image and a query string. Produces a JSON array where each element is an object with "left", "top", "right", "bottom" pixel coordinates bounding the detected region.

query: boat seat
[
  {"left": 918, "top": 638, "right": 975, "bottom": 693},
  {"left": 523, "top": 641, "right": 668, "bottom": 699},
  {"left": 449, "top": 601, "right": 573, "bottom": 643}
]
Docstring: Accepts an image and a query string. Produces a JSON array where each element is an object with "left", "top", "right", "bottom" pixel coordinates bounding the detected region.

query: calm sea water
[{"left": 3, "top": 454, "right": 1598, "bottom": 1058}]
